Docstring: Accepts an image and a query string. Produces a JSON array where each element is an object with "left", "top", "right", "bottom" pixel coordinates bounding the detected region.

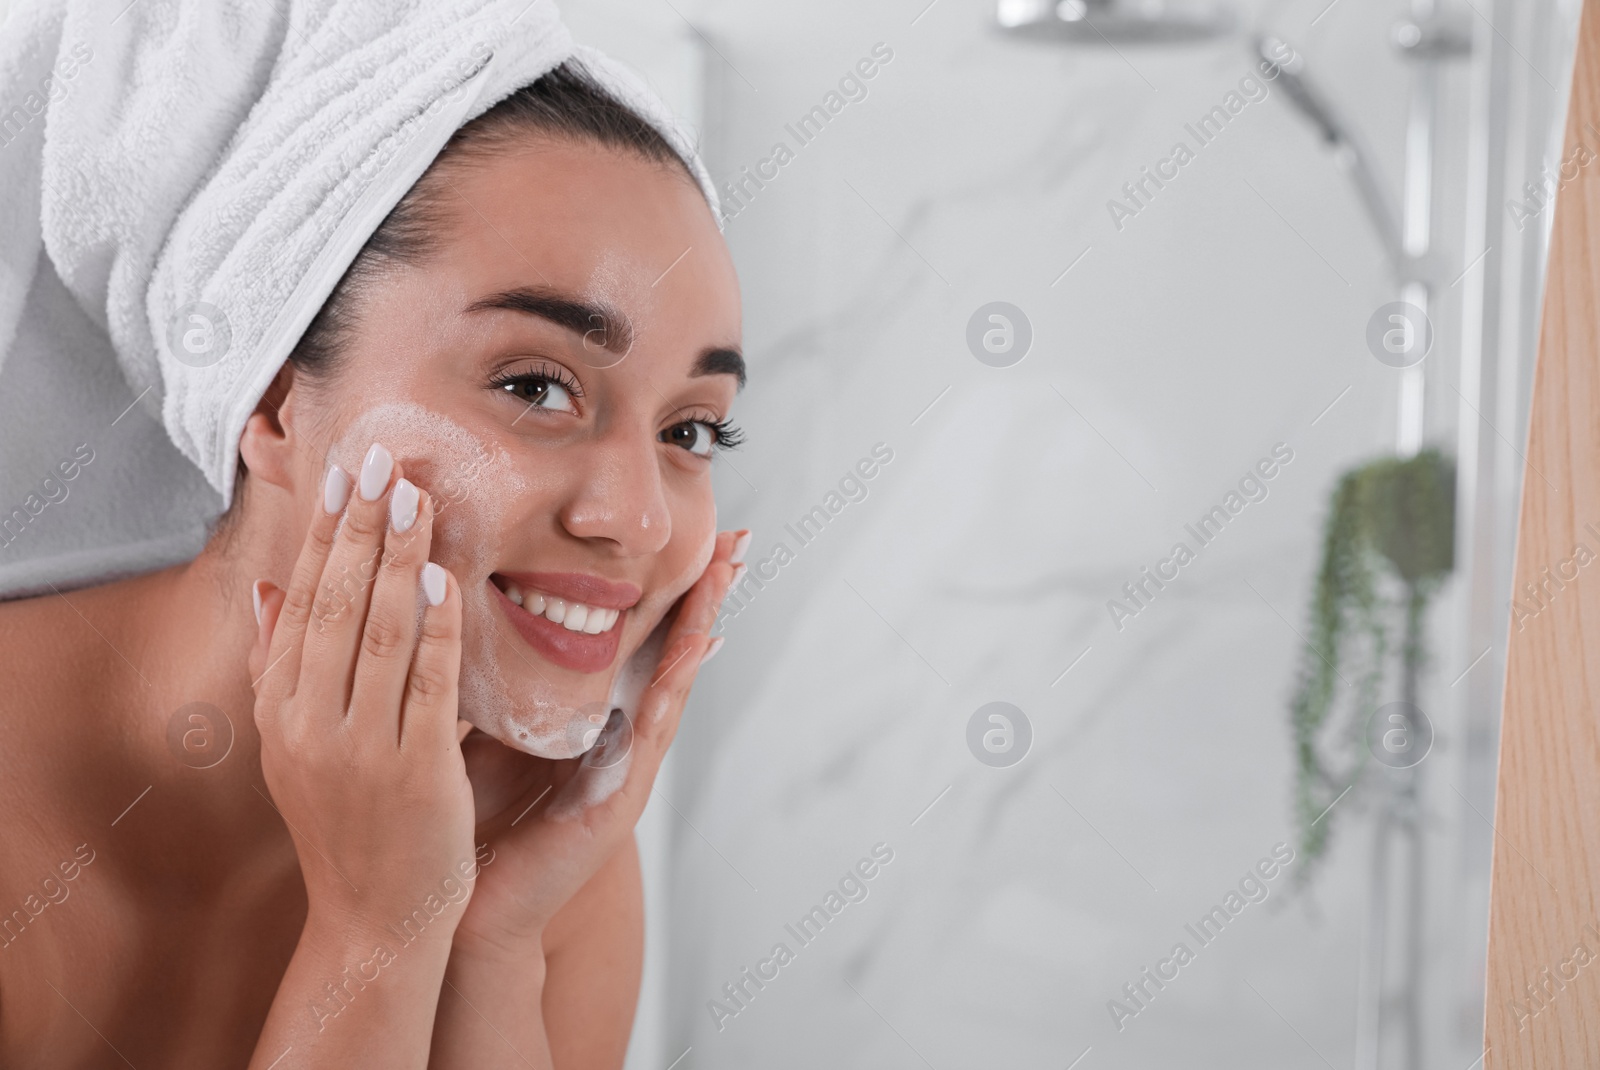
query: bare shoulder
[
  {"left": 0, "top": 593, "right": 103, "bottom": 1028},
  {"left": 0, "top": 570, "right": 163, "bottom": 728},
  {"left": 541, "top": 834, "right": 644, "bottom": 1069},
  {"left": 0, "top": 591, "right": 98, "bottom": 759},
  {"left": 0, "top": 584, "right": 137, "bottom": 853},
  {"left": 0, "top": 589, "right": 71, "bottom": 658}
]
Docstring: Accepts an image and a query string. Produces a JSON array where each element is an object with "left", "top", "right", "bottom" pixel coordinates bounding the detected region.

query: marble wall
[{"left": 547, "top": 0, "right": 1578, "bottom": 1067}]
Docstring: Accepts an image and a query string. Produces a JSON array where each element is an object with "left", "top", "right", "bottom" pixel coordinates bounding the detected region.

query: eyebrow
[
  {"left": 694, "top": 347, "right": 746, "bottom": 390},
  {"left": 466, "top": 286, "right": 634, "bottom": 354},
  {"left": 466, "top": 285, "right": 745, "bottom": 389}
]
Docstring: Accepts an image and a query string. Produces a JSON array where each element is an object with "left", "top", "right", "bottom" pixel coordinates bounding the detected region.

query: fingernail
[
  {"left": 731, "top": 530, "right": 752, "bottom": 564},
  {"left": 323, "top": 465, "right": 351, "bottom": 515},
  {"left": 422, "top": 561, "right": 448, "bottom": 606},
  {"left": 390, "top": 478, "right": 420, "bottom": 533},
  {"left": 730, "top": 563, "right": 748, "bottom": 588},
  {"left": 251, "top": 579, "right": 266, "bottom": 624},
  {"left": 699, "top": 635, "right": 725, "bottom": 667},
  {"left": 359, "top": 443, "right": 393, "bottom": 502}
]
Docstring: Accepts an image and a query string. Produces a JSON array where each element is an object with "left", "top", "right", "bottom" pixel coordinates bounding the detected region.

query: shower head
[
  {"left": 996, "top": 0, "right": 1236, "bottom": 45},
  {"left": 1252, "top": 35, "right": 1342, "bottom": 144},
  {"left": 1252, "top": 35, "right": 1405, "bottom": 274}
]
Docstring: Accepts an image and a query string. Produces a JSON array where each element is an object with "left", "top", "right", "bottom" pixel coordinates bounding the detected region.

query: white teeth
[{"left": 499, "top": 580, "right": 622, "bottom": 634}]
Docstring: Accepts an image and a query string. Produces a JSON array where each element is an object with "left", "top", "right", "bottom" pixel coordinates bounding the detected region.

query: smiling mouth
[
  {"left": 493, "top": 576, "right": 623, "bottom": 634},
  {"left": 488, "top": 573, "right": 631, "bottom": 674}
]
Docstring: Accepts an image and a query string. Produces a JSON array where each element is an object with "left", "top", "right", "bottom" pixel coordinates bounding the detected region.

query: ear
[{"left": 238, "top": 363, "right": 301, "bottom": 493}]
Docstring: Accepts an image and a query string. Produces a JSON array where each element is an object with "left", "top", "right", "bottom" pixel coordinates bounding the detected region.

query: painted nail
[
  {"left": 390, "top": 478, "right": 419, "bottom": 533},
  {"left": 359, "top": 443, "right": 393, "bottom": 502},
  {"left": 422, "top": 562, "right": 448, "bottom": 606},
  {"left": 699, "top": 636, "right": 726, "bottom": 667},
  {"left": 323, "top": 465, "right": 351, "bottom": 515},
  {"left": 730, "top": 530, "right": 752, "bottom": 565},
  {"left": 251, "top": 579, "right": 266, "bottom": 625}
]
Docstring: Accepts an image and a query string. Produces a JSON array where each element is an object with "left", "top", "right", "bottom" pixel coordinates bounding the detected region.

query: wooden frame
[{"left": 1485, "top": 1, "right": 1600, "bottom": 1063}]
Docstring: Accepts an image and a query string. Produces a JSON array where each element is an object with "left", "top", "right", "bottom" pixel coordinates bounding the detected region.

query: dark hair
[{"left": 287, "top": 59, "right": 702, "bottom": 381}]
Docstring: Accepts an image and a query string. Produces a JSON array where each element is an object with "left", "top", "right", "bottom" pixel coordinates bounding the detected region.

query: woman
[{"left": 0, "top": 8, "right": 746, "bottom": 1068}]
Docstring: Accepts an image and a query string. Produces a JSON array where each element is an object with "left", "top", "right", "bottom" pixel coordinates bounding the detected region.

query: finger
[
  {"left": 650, "top": 529, "right": 739, "bottom": 686},
  {"left": 296, "top": 442, "right": 400, "bottom": 718},
  {"left": 399, "top": 562, "right": 462, "bottom": 754},
  {"left": 519, "top": 533, "right": 741, "bottom": 827},
  {"left": 248, "top": 581, "right": 289, "bottom": 697},
  {"left": 348, "top": 483, "right": 435, "bottom": 742},
  {"left": 257, "top": 464, "right": 352, "bottom": 705},
  {"left": 669, "top": 529, "right": 743, "bottom": 648},
  {"left": 632, "top": 529, "right": 740, "bottom": 755}
]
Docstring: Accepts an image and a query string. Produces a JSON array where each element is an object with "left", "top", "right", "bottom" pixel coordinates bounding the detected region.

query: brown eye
[
  {"left": 493, "top": 373, "right": 578, "bottom": 416},
  {"left": 503, "top": 379, "right": 549, "bottom": 403},
  {"left": 661, "top": 421, "right": 715, "bottom": 457}
]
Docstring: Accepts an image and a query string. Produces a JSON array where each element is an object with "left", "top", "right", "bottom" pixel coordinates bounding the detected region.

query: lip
[
  {"left": 494, "top": 570, "right": 642, "bottom": 610},
  {"left": 489, "top": 579, "right": 626, "bottom": 674}
]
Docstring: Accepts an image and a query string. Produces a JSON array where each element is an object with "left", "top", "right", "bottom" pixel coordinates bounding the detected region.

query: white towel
[{"left": 0, "top": 0, "right": 717, "bottom": 598}]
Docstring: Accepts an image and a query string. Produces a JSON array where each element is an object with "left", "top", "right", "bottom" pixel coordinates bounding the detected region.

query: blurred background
[{"left": 557, "top": 0, "right": 1584, "bottom": 1067}]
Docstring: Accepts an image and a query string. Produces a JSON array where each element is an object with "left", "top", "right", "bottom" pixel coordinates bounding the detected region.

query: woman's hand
[
  {"left": 427, "top": 529, "right": 740, "bottom": 1068},
  {"left": 245, "top": 443, "right": 477, "bottom": 1069},
  {"left": 450, "top": 529, "right": 740, "bottom": 956},
  {"left": 250, "top": 443, "right": 478, "bottom": 935}
]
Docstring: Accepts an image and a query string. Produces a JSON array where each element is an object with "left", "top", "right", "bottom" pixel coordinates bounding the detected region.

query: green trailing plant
[{"left": 1287, "top": 447, "right": 1455, "bottom": 885}]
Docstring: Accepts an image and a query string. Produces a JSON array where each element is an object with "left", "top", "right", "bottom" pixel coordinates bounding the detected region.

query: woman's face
[{"left": 281, "top": 137, "right": 742, "bottom": 758}]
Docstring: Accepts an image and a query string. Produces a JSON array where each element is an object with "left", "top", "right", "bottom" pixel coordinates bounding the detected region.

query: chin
[
  {"left": 458, "top": 573, "right": 673, "bottom": 760},
  {"left": 459, "top": 660, "right": 618, "bottom": 759}
]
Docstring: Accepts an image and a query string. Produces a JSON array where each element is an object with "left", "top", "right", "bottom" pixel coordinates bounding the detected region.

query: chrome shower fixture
[
  {"left": 1252, "top": 35, "right": 1406, "bottom": 274},
  {"left": 995, "top": 0, "right": 1236, "bottom": 45}
]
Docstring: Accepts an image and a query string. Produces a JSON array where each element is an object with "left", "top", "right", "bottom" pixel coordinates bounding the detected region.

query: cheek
[
  {"left": 326, "top": 402, "right": 542, "bottom": 577},
  {"left": 680, "top": 522, "right": 718, "bottom": 594},
  {"left": 647, "top": 506, "right": 717, "bottom": 614}
]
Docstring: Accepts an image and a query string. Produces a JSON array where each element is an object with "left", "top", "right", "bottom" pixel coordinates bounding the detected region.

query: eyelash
[
  {"left": 487, "top": 364, "right": 746, "bottom": 454},
  {"left": 681, "top": 414, "right": 746, "bottom": 453},
  {"left": 487, "top": 362, "right": 584, "bottom": 404}
]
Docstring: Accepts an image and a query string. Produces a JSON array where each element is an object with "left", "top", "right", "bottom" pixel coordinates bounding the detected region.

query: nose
[{"left": 556, "top": 423, "right": 671, "bottom": 556}]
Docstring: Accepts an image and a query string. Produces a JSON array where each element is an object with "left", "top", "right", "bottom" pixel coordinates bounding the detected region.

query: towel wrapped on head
[{"left": 0, "top": 0, "right": 717, "bottom": 598}]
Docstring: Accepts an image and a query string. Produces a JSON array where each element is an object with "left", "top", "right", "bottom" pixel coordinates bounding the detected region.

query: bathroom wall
[{"left": 558, "top": 0, "right": 1581, "bottom": 1067}]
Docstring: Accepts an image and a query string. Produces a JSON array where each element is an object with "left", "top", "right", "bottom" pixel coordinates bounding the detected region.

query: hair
[{"left": 219, "top": 60, "right": 703, "bottom": 520}]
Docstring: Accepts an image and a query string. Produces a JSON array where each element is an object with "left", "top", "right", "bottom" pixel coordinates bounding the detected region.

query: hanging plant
[{"left": 1287, "top": 447, "right": 1455, "bottom": 885}]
